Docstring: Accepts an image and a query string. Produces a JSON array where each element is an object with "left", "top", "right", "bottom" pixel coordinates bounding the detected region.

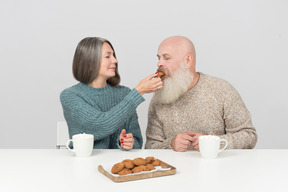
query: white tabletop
[{"left": 1, "top": 149, "right": 287, "bottom": 192}]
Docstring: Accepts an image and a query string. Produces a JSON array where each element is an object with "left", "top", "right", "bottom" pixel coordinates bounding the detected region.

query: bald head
[{"left": 159, "top": 36, "right": 195, "bottom": 61}]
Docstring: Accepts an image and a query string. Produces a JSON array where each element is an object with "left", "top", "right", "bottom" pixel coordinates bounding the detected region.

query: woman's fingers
[
  {"left": 135, "top": 74, "right": 164, "bottom": 94},
  {"left": 123, "top": 137, "right": 134, "bottom": 143},
  {"left": 147, "top": 73, "right": 158, "bottom": 80},
  {"left": 121, "top": 139, "right": 134, "bottom": 150},
  {"left": 124, "top": 133, "right": 133, "bottom": 138},
  {"left": 120, "top": 133, "right": 134, "bottom": 150},
  {"left": 121, "top": 144, "right": 132, "bottom": 150}
]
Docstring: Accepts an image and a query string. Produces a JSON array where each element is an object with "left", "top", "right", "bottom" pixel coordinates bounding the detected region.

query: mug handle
[
  {"left": 66, "top": 139, "right": 75, "bottom": 153},
  {"left": 219, "top": 139, "right": 228, "bottom": 152}
]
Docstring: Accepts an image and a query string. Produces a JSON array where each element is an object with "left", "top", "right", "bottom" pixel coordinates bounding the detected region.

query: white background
[{"left": 0, "top": 0, "right": 287, "bottom": 149}]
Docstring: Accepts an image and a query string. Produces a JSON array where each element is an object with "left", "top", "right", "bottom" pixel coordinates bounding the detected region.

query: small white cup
[
  {"left": 199, "top": 135, "right": 228, "bottom": 159},
  {"left": 66, "top": 133, "right": 94, "bottom": 158}
]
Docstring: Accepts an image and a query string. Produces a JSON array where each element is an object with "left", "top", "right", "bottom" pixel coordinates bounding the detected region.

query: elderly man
[{"left": 145, "top": 36, "right": 257, "bottom": 152}]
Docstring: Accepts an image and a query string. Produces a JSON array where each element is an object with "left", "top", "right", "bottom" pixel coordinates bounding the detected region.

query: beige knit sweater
[{"left": 145, "top": 73, "right": 257, "bottom": 150}]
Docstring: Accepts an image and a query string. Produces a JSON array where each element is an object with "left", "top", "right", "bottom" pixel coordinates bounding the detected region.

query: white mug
[
  {"left": 199, "top": 135, "right": 228, "bottom": 159},
  {"left": 66, "top": 133, "right": 94, "bottom": 158}
]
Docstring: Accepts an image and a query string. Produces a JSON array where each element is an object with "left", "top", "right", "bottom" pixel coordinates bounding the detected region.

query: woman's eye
[{"left": 105, "top": 56, "right": 110, "bottom": 58}]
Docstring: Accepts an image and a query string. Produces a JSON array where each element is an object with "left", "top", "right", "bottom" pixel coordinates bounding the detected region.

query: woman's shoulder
[
  {"left": 61, "top": 83, "right": 82, "bottom": 95},
  {"left": 60, "top": 83, "right": 86, "bottom": 102}
]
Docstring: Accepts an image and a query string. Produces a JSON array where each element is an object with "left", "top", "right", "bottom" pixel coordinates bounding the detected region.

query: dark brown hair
[{"left": 72, "top": 37, "right": 120, "bottom": 86}]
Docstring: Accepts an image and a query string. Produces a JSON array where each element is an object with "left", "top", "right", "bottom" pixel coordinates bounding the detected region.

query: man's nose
[{"left": 157, "top": 60, "right": 163, "bottom": 68}]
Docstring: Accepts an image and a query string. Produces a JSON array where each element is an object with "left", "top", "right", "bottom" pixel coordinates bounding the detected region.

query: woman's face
[{"left": 98, "top": 42, "right": 118, "bottom": 80}]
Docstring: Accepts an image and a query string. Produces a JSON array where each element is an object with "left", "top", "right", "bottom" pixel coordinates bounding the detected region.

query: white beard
[{"left": 153, "top": 62, "right": 194, "bottom": 104}]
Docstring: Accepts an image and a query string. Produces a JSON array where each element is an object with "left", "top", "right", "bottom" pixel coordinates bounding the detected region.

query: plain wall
[{"left": 0, "top": 0, "right": 287, "bottom": 149}]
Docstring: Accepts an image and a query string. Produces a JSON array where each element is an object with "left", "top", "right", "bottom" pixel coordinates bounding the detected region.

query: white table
[{"left": 1, "top": 149, "right": 287, "bottom": 192}]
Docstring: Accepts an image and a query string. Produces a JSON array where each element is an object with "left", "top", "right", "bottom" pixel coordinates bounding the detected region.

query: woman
[{"left": 60, "top": 37, "right": 163, "bottom": 150}]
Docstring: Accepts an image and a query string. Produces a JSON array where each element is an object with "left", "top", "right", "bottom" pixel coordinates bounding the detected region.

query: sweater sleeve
[
  {"left": 125, "top": 112, "right": 143, "bottom": 149},
  {"left": 145, "top": 102, "right": 172, "bottom": 149},
  {"left": 110, "top": 112, "right": 143, "bottom": 150},
  {"left": 60, "top": 88, "right": 144, "bottom": 141},
  {"left": 219, "top": 85, "right": 258, "bottom": 149}
]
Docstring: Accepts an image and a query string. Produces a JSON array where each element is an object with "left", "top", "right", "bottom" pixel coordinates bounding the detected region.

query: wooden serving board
[{"left": 98, "top": 161, "right": 176, "bottom": 182}]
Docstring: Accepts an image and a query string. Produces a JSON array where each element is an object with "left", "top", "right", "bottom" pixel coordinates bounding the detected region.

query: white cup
[
  {"left": 66, "top": 133, "right": 94, "bottom": 158},
  {"left": 199, "top": 135, "right": 228, "bottom": 159}
]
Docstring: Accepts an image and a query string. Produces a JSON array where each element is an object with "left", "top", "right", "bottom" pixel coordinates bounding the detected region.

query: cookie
[
  {"left": 145, "top": 156, "right": 154, "bottom": 164},
  {"left": 132, "top": 157, "right": 147, "bottom": 166},
  {"left": 118, "top": 168, "right": 133, "bottom": 175},
  {"left": 111, "top": 162, "right": 125, "bottom": 174},
  {"left": 122, "top": 159, "right": 135, "bottom": 169},
  {"left": 152, "top": 159, "right": 161, "bottom": 166},
  {"left": 146, "top": 163, "right": 156, "bottom": 171},
  {"left": 156, "top": 71, "right": 165, "bottom": 78},
  {"left": 132, "top": 165, "right": 148, "bottom": 173}
]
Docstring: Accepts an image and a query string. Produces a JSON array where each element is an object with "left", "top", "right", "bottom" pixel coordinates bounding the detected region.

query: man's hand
[
  {"left": 187, "top": 131, "right": 205, "bottom": 152},
  {"left": 170, "top": 132, "right": 194, "bottom": 152}
]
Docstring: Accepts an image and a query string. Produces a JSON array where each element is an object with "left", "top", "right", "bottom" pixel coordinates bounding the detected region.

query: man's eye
[
  {"left": 164, "top": 57, "right": 170, "bottom": 60},
  {"left": 105, "top": 56, "right": 110, "bottom": 58}
]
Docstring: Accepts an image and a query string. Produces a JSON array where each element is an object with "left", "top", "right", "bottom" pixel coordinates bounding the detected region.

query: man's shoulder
[
  {"left": 200, "top": 72, "right": 240, "bottom": 99},
  {"left": 200, "top": 73, "right": 230, "bottom": 85},
  {"left": 200, "top": 72, "right": 234, "bottom": 90}
]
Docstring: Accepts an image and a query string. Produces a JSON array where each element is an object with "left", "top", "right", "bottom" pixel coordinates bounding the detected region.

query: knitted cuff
[{"left": 163, "top": 137, "right": 173, "bottom": 149}]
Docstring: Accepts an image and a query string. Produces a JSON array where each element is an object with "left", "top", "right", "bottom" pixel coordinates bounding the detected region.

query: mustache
[
  {"left": 157, "top": 68, "right": 163, "bottom": 72},
  {"left": 157, "top": 68, "right": 167, "bottom": 74}
]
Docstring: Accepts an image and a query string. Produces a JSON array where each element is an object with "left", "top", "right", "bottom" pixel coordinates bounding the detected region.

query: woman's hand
[
  {"left": 135, "top": 73, "right": 163, "bottom": 95},
  {"left": 119, "top": 129, "right": 134, "bottom": 150}
]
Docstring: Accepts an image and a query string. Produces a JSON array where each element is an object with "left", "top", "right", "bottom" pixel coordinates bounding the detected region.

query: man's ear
[{"left": 185, "top": 54, "right": 193, "bottom": 68}]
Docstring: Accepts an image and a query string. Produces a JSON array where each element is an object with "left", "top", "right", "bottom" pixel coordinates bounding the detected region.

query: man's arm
[
  {"left": 219, "top": 82, "right": 257, "bottom": 149},
  {"left": 221, "top": 95, "right": 257, "bottom": 149}
]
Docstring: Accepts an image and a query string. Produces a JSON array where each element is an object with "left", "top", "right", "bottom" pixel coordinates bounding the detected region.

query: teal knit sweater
[{"left": 60, "top": 83, "right": 144, "bottom": 149}]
